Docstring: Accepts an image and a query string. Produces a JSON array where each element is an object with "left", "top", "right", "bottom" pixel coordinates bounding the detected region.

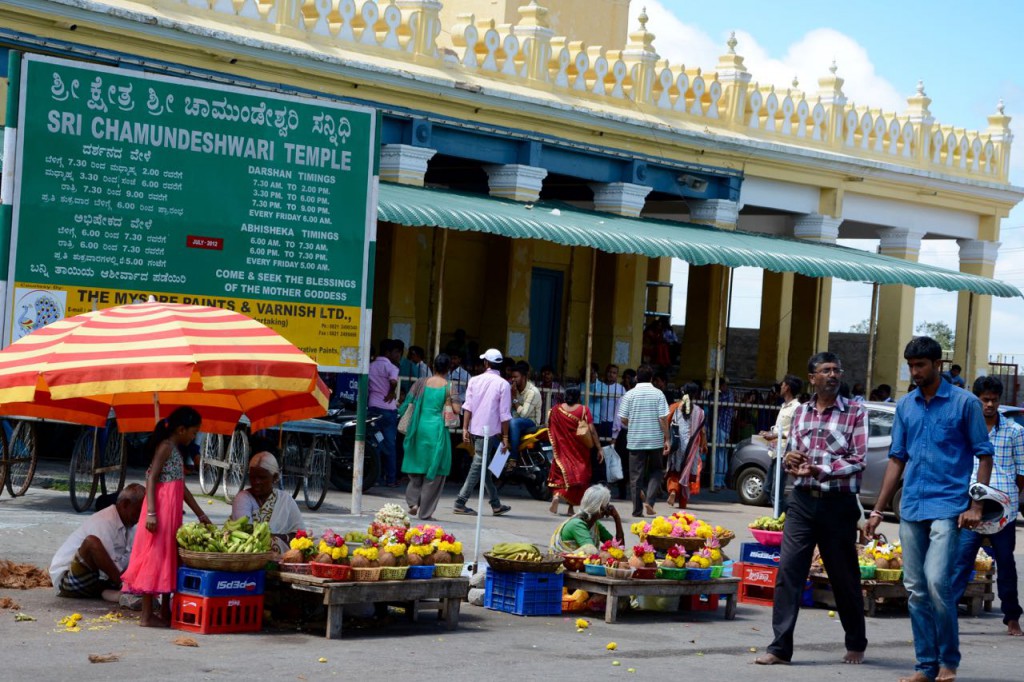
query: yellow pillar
[
  {"left": 609, "top": 254, "right": 647, "bottom": 368},
  {"left": 386, "top": 225, "right": 435, "bottom": 348},
  {"left": 787, "top": 213, "right": 841, "bottom": 376},
  {"left": 874, "top": 230, "right": 923, "bottom": 399},
  {"left": 954, "top": 239, "right": 999, "bottom": 383},
  {"left": 506, "top": 240, "right": 533, "bottom": 361},
  {"left": 564, "top": 248, "right": 596, "bottom": 379},
  {"left": 682, "top": 199, "right": 740, "bottom": 383},
  {"left": 756, "top": 270, "right": 794, "bottom": 383}
]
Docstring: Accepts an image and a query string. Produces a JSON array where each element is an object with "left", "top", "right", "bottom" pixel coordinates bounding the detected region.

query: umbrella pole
[
  {"left": 152, "top": 392, "right": 160, "bottom": 425},
  {"left": 352, "top": 374, "right": 369, "bottom": 516},
  {"left": 773, "top": 432, "right": 784, "bottom": 518},
  {"left": 583, "top": 249, "right": 596, "bottom": 408},
  {"left": 472, "top": 426, "right": 490, "bottom": 575}
]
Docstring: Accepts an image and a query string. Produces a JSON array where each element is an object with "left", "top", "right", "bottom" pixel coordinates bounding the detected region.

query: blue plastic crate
[
  {"left": 484, "top": 569, "right": 563, "bottom": 616},
  {"left": 176, "top": 566, "right": 265, "bottom": 598}
]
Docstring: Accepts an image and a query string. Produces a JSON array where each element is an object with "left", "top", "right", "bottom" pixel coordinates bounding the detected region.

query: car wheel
[
  {"left": 890, "top": 486, "right": 902, "bottom": 522},
  {"left": 735, "top": 467, "right": 768, "bottom": 506}
]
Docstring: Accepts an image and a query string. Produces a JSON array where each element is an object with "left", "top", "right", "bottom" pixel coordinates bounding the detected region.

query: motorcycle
[
  {"left": 306, "top": 401, "right": 382, "bottom": 493},
  {"left": 496, "top": 427, "right": 553, "bottom": 501}
]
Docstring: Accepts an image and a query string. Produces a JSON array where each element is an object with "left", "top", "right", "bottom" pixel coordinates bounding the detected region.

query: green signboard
[{"left": 7, "top": 54, "right": 377, "bottom": 370}]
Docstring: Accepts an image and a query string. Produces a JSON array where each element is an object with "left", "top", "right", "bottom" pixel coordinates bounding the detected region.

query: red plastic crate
[
  {"left": 171, "top": 593, "right": 263, "bottom": 634},
  {"left": 736, "top": 562, "right": 778, "bottom": 588},
  {"left": 739, "top": 582, "right": 775, "bottom": 606},
  {"left": 680, "top": 594, "right": 720, "bottom": 611}
]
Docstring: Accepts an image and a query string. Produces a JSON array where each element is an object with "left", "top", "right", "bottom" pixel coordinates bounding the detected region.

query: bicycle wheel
[
  {"left": 304, "top": 435, "right": 331, "bottom": 511},
  {"left": 0, "top": 425, "right": 9, "bottom": 497},
  {"left": 6, "top": 421, "right": 38, "bottom": 498},
  {"left": 198, "top": 432, "right": 224, "bottom": 496},
  {"left": 69, "top": 428, "right": 98, "bottom": 512},
  {"left": 98, "top": 422, "right": 126, "bottom": 496},
  {"left": 221, "top": 428, "right": 250, "bottom": 503},
  {"left": 280, "top": 432, "right": 304, "bottom": 499}
]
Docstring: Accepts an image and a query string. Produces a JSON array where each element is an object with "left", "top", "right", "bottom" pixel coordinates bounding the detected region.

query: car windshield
[{"left": 868, "top": 408, "right": 894, "bottom": 438}]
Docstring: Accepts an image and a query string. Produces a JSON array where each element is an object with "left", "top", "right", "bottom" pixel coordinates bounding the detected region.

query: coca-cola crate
[
  {"left": 737, "top": 562, "right": 777, "bottom": 588},
  {"left": 739, "top": 583, "right": 775, "bottom": 607}
]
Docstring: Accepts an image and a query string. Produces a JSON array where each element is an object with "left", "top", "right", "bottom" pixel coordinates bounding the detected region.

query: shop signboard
[{"left": 6, "top": 54, "right": 377, "bottom": 371}]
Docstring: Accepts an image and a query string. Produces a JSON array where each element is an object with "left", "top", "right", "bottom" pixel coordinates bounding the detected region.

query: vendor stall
[{"left": 562, "top": 572, "right": 739, "bottom": 623}]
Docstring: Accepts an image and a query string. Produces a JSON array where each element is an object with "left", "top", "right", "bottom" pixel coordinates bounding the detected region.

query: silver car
[{"left": 728, "top": 401, "right": 1024, "bottom": 518}]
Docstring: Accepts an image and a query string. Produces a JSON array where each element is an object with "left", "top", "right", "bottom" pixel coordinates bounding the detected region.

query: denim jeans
[
  {"left": 713, "top": 430, "right": 729, "bottom": 488},
  {"left": 950, "top": 522, "right": 1022, "bottom": 625},
  {"left": 900, "top": 517, "right": 962, "bottom": 677},
  {"left": 368, "top": 407, "right": 397, "bottom": 486},
  {"left": 456, "top": 435, "right": 501, "bottom": 509},
  {"left": 508, "top": 417, "right": 536, "bottom": 462}
]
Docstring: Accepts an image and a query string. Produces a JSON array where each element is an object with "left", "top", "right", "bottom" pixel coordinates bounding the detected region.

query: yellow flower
[
  {"left": 331, "top": 545, "right": 349, "bottom": 560},
  {"left": 641, "top": 552, "right": 656, "bottom": 565},
  {"left": 384, "top": 543, "right": 407, "bottom": 556},
  {"left": 575, "top": 618, "right": 590, "bottom": 629},
  {"left": 608, "top": 547, "right": 625, "bottom": 560},
  {"left": 354, "top": 546, "right": 379, "bottom": 561}
]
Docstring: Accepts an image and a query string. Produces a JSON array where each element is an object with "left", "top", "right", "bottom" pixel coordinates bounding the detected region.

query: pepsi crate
[
  {"left": 740, "top": 542, "right": 782, "bottom": 567},
  {"left": 484, "top": 569, "right": 563, "bottom": 616},
  {"left": 176, "top": 566, "right": 265, "bottom": 598}
]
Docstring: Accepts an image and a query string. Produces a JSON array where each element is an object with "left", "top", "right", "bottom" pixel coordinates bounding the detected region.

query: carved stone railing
[{"left": 117, "top": 1, "right": 1014, "bottom": 182}]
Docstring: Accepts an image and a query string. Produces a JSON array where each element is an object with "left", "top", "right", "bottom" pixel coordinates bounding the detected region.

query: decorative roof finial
[
  {"left": 829, "top": 58, "right": 837, "bottom": 75},
  {"left": 997, "top": 98, "right": 1005, "bottom": 115},
  {"left": 916, "top": 79, "right": 925, "bottom": 96},
  {"left": 638, "top": 6, "right": 648, "bottom": 30},
  {"left": 792, "top": 75, "right": 799, "bottom": 89},
  {"left": 727, "top": 31, "right": 737, "bottom": 54}
]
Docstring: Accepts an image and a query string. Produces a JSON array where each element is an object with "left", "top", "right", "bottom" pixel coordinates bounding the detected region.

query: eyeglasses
[{"left": 814, "top": 368, "right": 844, "bottom": 376}]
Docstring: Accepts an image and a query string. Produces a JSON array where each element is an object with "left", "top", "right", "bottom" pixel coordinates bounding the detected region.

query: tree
[
  {"left": 849, "top": 319, "right": 871, "bottom": 333},
  {"left": 916, "top": 321, "right": 955, "bottom": 350}
]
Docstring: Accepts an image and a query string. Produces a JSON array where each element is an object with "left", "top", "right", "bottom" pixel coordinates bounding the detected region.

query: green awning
[{"left": 377, "top": 182, "right": 1022, "bottom": 298}]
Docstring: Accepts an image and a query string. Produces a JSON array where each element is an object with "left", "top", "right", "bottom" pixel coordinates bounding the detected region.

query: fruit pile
[
  {"left": 749, "top": 513, "right": 786, "bottom": 531},
  {"left": 176, "top": 517, "right": 271, "bottom": 554}
]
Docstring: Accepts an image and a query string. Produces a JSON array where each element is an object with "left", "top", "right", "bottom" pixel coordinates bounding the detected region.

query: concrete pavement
[{"left": 1, "top": 468, "right": 1021, "bottom": 681}]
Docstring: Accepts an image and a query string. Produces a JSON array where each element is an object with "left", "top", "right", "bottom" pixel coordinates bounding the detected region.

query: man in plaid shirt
[
  {"left": 756, "top": 351, "right": 868, "bottom": 667},
  {"left": 950, "top": 375, "right": 1024, "bottom": 636}
]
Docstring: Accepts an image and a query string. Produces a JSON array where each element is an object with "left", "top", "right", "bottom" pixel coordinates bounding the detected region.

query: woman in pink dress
[{"left": 121, "top": 406, "right": 209, "bottom": 627}]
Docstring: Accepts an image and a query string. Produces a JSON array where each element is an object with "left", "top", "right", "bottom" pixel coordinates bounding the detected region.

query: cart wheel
[
  {"left": 280, "top": 432, "right": 304, "bottom": 499},
  {"left": 304, "top": 435, "right": 331, "bottom": 511},
  {"left": 221, "top": 428, "right": 250, "bottom": 503},
  {"left": 69, "top": 428, "right": 98, "bottom": 512},
  {"left": 0, "top": 425, "right": 9, "bottom": 497},
  {"left": 198, "top": 432, "right": 224, "bottom": 496},
  {"left": 98, "top": 422, "right": 126, "bottom": 496},
  {"left": 5, "top": 421, "right": 38, "bottom": 498}
]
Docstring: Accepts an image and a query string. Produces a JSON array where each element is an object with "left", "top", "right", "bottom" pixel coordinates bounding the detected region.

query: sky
[{"left": 629, "top": 1, "right": 1024, "bottom": 359}]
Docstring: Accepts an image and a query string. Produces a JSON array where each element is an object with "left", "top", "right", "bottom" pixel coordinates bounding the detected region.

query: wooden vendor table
[
  {"left": 562, "top": 572, "right": 740, "bottom": 623},
  {"left": 270, "top": 572, "right": 470, "bottom": 639},
  {"left": 809, "top": 573, "right": 994, "bottom": 617}
]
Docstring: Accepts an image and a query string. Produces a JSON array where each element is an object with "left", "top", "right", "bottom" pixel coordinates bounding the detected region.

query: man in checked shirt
[{"left": 756, "top": 351, "right": 868, "bottom": 667}]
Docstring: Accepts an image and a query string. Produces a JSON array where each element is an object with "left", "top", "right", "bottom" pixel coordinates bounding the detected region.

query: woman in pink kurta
[{"left": 121, "top": 406, "right": 208, "bottom": 627}]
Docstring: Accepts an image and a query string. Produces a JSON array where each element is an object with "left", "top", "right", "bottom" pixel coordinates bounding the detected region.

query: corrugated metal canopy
[{"left": 377, "top": 182, "right": 1022, "bottom": 298}]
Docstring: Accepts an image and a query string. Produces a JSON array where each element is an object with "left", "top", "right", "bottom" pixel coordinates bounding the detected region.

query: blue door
[{"left": 529, "top": 268, "right": 564, "bottom": 372}]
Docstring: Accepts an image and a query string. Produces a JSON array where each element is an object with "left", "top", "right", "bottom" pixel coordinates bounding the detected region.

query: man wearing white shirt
[
  {"left": 49, "top": 484, "right": 144, "bottom": 601},
  {"left": 760, "top": 375, "right": 802, "bottom": 511}
]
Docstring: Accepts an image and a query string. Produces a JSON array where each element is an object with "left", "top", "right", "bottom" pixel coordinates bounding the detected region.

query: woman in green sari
[
  {"left": 399, "top": 353, "right": 454, "bottom": 520},
  {"left": 550, "top": 485, "right": 624, "bottom": 555}
]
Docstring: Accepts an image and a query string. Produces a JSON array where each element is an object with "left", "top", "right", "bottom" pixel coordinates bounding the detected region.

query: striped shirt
[
  {"left": 787, "top": 395, "right": 868, "bottom": 494},
  {"left": 618, "top": 383, "right": 670, "bottom": 450},
  {"left": 970, "top": 413, "right": 1024, "bottom": 513}
]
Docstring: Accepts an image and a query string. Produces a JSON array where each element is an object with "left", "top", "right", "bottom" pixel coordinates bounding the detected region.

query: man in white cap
[{"left": 454, "top": 348, "right": 512, "bottom": 516}]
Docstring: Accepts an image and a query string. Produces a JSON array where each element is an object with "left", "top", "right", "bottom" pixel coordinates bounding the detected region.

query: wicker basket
[
  {"left": 648, "top": 532, "right": 734, "bottom": 554},
  {"left": 351, "top": 566, "right": 382, "bottom": 582},
  {"left": 178, "top": 549, "right": 274, "bottom": 572},
  {"left": 310, "top": 562, "right": 353, "bottom": 581},
  {"left": 875, "top": 568, "right": 903, "bottom": 582},
  {"left": 605, "top": 566, "right": 634, "bottom": 580},
  {"left": 483, "top": 551, "right": 563, "bottom": 574},
  {"left": 433, "top": 563, "right": 463, "bottom": 578},
  {"left": 379, "top": 565, "right": 410, "bottom": 581},
  {"left": 279, "top": 562, "right": 312, "bottom": 575}
]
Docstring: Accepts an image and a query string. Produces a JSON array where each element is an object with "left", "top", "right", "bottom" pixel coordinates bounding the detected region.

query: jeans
[
  {"left": 368, "top": 407, "right": 397, "bottom": 486},
  {"left": 900, "top": 517, "right": 962, "bottom": 677},
  {"left": 456, "top": 435, "right": 501, "bottom": 509},
  {"left": 767, "top": 489, "right": 866, "bottom": 661},
  {"left": 950, "top": 521, "right": 1021, "bottom": 625},
  {"left": 713, "top": 430, "right": 729, "bottom": 488},
  {"left": 628, "top": 448, "right": 664, "bottom": 515},
  {"left": 508, "top": 417, "right": 536, "bottom": 462}
]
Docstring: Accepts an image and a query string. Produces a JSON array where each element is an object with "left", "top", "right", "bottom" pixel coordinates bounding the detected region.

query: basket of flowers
[
  {"left": 627, "top": 541, "right": 658, "bottom": 578},
  {"left": 310, "top": 562, "right": 353, "bottom": 581},
  {"left": 605, "top": 565, "right": 634, "bottom": 580},
  {"left": 431, "top": 531, "right": 465, "bottom": 576},
  {"left": 635, "top": 514, "right": 734, "bottom": 553},
  {"left": 561, "top": 552, "right": 587, "bottom": 572},
  {"left": 349, "top": 544, "right": 380, "bottom": 579}
]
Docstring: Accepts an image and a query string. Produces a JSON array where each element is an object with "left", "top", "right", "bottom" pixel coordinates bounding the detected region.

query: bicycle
[
  {"left": 68, "top": 421, "right": 126, "bottom": 512},
  {"left": 1, "top": 420, "right": 38, "bottom": 498}
]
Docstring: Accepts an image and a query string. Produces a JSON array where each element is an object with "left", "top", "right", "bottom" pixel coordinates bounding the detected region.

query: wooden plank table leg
[
  {"left": 326, "top": 604, "right": 343, "bottom": 640},
  {"left": 724, "top": 593, "right": 737, "bottom": 620},
  {"left": 604, "top": 590, "right": 619, "bottom": 624},
  {"left": 442, "top": 597, "right": 461, "bottom": 630}
]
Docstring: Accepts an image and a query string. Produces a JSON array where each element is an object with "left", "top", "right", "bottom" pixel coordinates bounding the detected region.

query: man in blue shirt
[
  {"left": 949, "top": 375, "right": 1024, "bottom": 636},
  {"left": 866, "top": 337, "right": 993, "bottom": 682}
]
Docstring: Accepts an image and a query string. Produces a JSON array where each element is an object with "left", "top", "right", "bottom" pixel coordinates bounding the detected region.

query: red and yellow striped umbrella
[{"left": 0, "top": 302, "right": 329, "bottom": 434}]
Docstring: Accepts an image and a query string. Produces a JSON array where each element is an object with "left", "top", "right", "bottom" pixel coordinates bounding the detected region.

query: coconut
[
  {"left": 313, "top": 552, "right": 333, "bottom": 564},
  {"left": 420, "top": 552, "right": 436, "bottom": 566},
  {"left": 407, "top": 552, "right": 423, "bottom": 566},
  {"left": 451, "top": 553, "right": 464, "bottom": 564},
  {"left": 875, "top": 557, "right": 890, "bottom": 569},
  {"left": 627, "top": 555, "right": 645, "bottom": 569},
  {"left": 661, "top": 558, "right": 675, "bottom": 568},
  {"left": 350, "top": 555, "right": 370, "bottom": 569},
  {"left": 433, "top": 550, "right": 453, "bottom": 565},
  {"left": 379, "top": 552, "right": 397, "bottom": 568},
  {"left": 282, "top": 549, "right": 306, "bottom": 564}
]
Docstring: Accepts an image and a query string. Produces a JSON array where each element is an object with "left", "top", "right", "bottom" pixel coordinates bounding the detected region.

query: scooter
[
  {"left": 497, "top": 427, "right": 553, "bottom": 501},
  {"left": 307, "top": 401, "right": 382, "bottom": 493}
]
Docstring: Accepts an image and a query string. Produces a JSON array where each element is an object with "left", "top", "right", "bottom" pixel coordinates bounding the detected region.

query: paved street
[{"left": 1, "top": 467, "right": 1021, "bottom": 681}]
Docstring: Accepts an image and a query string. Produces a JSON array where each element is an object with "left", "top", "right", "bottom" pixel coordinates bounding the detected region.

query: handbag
[
  {"left": 397, "top": 379, "right": 426, "bottom": 435},
  {"left": 603, "top": 444, "right": 623, "bottom": 483},
  {"left": 443, "top": 387, "right": 460, "bottom": 429},
  {"left": 574, "top": 408, "right": 595, "bottom": 449}
]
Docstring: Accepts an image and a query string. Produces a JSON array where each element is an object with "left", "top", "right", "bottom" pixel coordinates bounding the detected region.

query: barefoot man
[
  {"left": 755, "top": 351, "right": 868, "bottom": 666},
  {"left": 866, "top": 337, "right": 993, "bottom": 682}
]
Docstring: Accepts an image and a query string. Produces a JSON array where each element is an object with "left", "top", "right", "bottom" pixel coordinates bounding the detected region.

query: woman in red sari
[{"left": 547, "top": 387, "right": 599, "bottom": 516}]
